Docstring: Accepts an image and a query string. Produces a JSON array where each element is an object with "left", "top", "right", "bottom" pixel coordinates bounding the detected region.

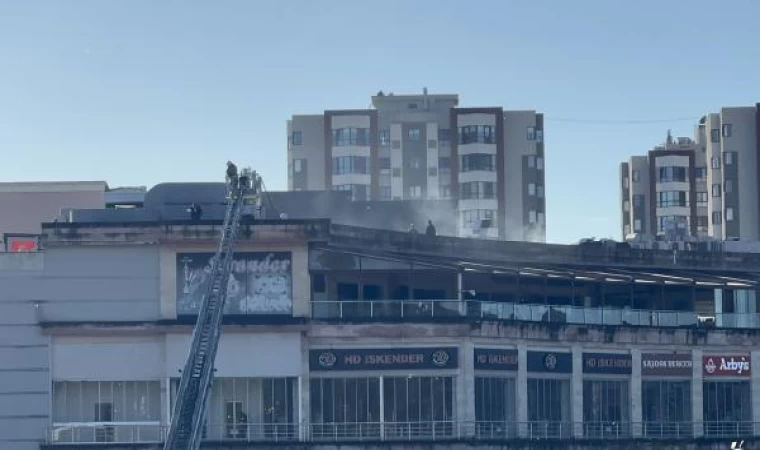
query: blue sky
[{"left": 1, "top": 0, "right": 759, "bottom": 243}]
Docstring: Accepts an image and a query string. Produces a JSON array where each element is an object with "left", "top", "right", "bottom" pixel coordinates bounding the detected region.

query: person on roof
[
  {"left": 226, "top": 161, "right": 238, "bottom": 181},
  {"left": 425, "top": 220, "right": 436, "bottom": 237}
]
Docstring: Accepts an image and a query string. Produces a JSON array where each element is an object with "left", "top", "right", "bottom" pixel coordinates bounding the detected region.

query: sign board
[
  {"left": 641, "top": 353, "right": 693, "bottom": 377},
  {"left": 176, "top": 252, "right": 292, "bottom": 315},
  {"left": 474, "top": 348, "right": 518, "bottom": 371},
  {"left": 583, "top": 353, "right": 632, "bottom": 375},
  {"left": 527, "top": 351, "right": 572, "bottom": 374},
  {"left": 703, "top": 355, "right": 751, "bottom": 377},
  {"left": 310, "top": 347, "right": 459, "bottom": 371}
]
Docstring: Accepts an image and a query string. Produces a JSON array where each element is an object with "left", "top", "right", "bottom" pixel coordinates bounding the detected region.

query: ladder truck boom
[{"left": 163, "top": 164, "right": 261, "bottom": 450}]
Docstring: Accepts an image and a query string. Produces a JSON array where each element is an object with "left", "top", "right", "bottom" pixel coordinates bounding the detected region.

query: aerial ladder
[{"left": 163, "top": 164, "right": 261, "bottom": 450}]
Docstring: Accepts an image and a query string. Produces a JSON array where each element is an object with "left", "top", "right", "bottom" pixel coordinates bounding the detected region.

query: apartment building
[
  {"left": 287, "top": 90, "right": 546, "bottom": 241},
  {"left": 620, "top": 103, "right": 760, "bottom": 241}
]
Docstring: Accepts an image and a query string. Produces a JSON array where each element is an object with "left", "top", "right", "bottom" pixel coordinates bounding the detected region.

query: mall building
[{"left": 3, "top": 183, "right": 760, "bottom": 450}]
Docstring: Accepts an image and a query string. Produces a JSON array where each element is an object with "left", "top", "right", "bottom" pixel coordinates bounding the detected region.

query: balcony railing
[
  {"left": 47, "top": 421, "right": 759, "bottom": 444},
  {"left": 311, "top": 299, "right": 760, "bottom": 329}
]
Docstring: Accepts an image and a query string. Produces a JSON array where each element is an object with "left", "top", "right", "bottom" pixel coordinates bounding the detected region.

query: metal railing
[
  {"left": 47, "top": 420, "right": 760, "bottom": 444},
  {"left": 311, "top": 299, "right": 760, "bottom": 330}
]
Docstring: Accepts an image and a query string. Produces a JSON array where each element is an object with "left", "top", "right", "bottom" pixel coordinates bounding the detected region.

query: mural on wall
[{"left": 176, "top": 252, "right": 292, "bottom": 315}]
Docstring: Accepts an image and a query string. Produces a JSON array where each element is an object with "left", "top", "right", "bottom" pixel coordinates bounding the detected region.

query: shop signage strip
[
  {"left": 310, "top": 347, "right": 459, "bottom": 371},
  {"left": 703, "top": 355, "right": 751, "bottom": 377},
  {"left": 474, "top": 348, "right": 518, "bottom": 371},
  {"left": 641, "top": 353, "right": 693, "bottom": 376},
  {"left": 583, "top": 352, "right": 632, "bottom": 375},
  {"left": 527, "top": 351, "right": 572, "bottom": 374}
]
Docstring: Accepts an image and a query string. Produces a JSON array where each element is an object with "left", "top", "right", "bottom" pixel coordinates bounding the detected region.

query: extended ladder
[{"left": 163, "top": 169, "right": 257, "bottom": 450}]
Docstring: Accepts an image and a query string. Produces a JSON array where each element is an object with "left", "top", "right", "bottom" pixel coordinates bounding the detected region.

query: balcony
[{"left": 311, "top": 299, "right": 760, "bottom": 330}]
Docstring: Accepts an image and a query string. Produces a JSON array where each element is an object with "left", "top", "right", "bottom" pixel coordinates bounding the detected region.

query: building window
[
  {"left": 711, "top": 156, "right": 721, "bottom": 169},
  {"left": 459, "top": 125, "right": 496, "bottom": 144},
  {"left": 527, "top": 126, "right": 536, "bottom": 141},
  {"left": 536, "top": 185, "right": 544, "bottom": 198},
  {"left": 537, "top": 212, "right": 545, "bottom": 225},
  {"left": 657, "top": 191, "right": 687, "bottom": 208},
  {"left": 291, "top": 131, "right": 302, "bottom": 146},
  {"left": 722, "top": 123, "right": 732, "bottom": 138},
  {"left": 658, "top": 166, "right": 688, "bottom": 182},
  {"left": 697, "top": 216, "right": 709, "bottom": 233},
  {"left": 536, "top": 129, "right": 544, "bottom": 142},
  {"left": 310, "top": 377, "right": 379, "bottom": 436},
  {"left": 712, "top": 184, "right": 722, "bottom": 198},
  {"left": 440, "top": 185, "right": 451, "bottom": 198},
  {"left": 408, "top": 128, "right": 421, "bottom": 141},
  {"left": 409, "top": 158, "right": 422, "bottom": 170},
  {"left": 528, "top": 183, "right": 536, "bottom": 196},
  {"left": 527, "top": 378, "right": 571, "bottom": 438},
  {"left": 334, "top": 184, "right": 369, "bottom": 201},
  {"left": 392, "top": 140, "right": 401, "bottom": 149},
  {"left": 438, "top": 157, "right": 451, "bottom": 169},
  {"left": 379, "top": 157, "right": 391, "bottom": 170},
  {"left": 583, "top": 380, "right": 630, "bottom": 438},
  {"left": 696, "top": 192, "right": 708, "bottom": 206},
  {"left": 380, "top": 186, "right": 391, "bottom": 200},
  {"left": 703, "top": 381, "right": 752, "bottom": 437},
  {"left": 392, "top": 168, "right": 401, "bottom": 178},
  {"left": 623, "top": 200, "right": 630, "bottom": 212},
  {"left": 632, "top": 170, "right": 640, "bottom": 182},
  {"left": 333, "top": 127, "right": 370, "bottom": 146},
  {"left": 633, "top": 194, "right": 644, "bottom": 207},
  {"left": 624, "top": 224, "right": 631, "bottom": 236},
  {"left": 409, "top": 185, "right": 422, "bottom": 198},
  {"left": 461, "top": 154, "right": 495, "bottom": 172},
  {"left": 429, "top": 166, "right": 439, "bottom": 177},
  {"left": 462, "top": 209, "right": 495, "bottom": 230},
  {"left": 642, "top": 381, "right": 691, "bottom": 438},
  {"left": 379, "top": 130, "right": 390, "bottom": 147},
  {"left": 634, "top": 219, "right": 642, "bottom": 232},
  {"left": 461, "top": 181, "right": 495, "bottom": 199},
  {"left": 475, "top": 377, "right": 516, "bottom": 437},
  {"left": 622, "top": 177, "right": 629, "bottom": 189},
  {"left": 710, "top": 129, "right": 720, "bottom": 143},
  {"left": 294, "top": 159, "right": 304, "bottom": 174},
  {"left": 725, "top": 180, "right": 733, "bottom": 194},
  {"left": 438, "top": 129, "right": 451, "bottom": 145},
  {"left": 428, "top": 139, "right": 438, "bottom": 148},
  {"left": 657, "top": 215, "right": 689, "bottom": 233},
  {"left": 695, "top": 167, "right": 707, "bottom": 180},
  {"left": 726, "top": 207, "right": 734, "bottom": 222},
  {"left": 333, "top": 156, "right": 368, "bottom": 175},
  {"left": 712, "top": 211, "right": 722, "bottom": 225},
  {"left": 528, "top": 210, "right": 537, "bottom": 224},
  {"left": 724, "top": 151, "right": 735, "bottom": 165},
  {"left": 537, "top": 157, "right": 544, "bottom": 170},
  {"left": 527, "top": 156, "right": 536, "bottom": 168}
]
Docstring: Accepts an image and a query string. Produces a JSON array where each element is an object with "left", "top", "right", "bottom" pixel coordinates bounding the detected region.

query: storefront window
[
  {"left": 310, "top": 377, "right": 380, "bottom": 439},
  {"left": 527, "top": 378, "right": 571, "bottom": 438},
  {"left": 703, "top": 381, "right": 752, "bottom": 436},
  {"left": 475, "top": 377, "right": 516, "bottom": 438},
  {"left": 583, "top": 379, "right": 630, "bottom": 437},
  {"left": 383, "top": 376, "right": 455, "bottom": 438},
  {"left": 642, "top": 380, "right": 692, "bottom": 437},
  {"left": 52, "top": 381, "right": 161, "bottom": 443}
]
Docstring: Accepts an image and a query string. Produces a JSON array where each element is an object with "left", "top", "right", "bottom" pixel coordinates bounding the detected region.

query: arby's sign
[{"left": 702, "top": 355, "right": 751, "bottom": 376}]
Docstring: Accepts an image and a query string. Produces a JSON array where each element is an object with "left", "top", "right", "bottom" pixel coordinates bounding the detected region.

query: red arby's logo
[{"left": 703, "top": 355, "right": 751, "bottom": 376}]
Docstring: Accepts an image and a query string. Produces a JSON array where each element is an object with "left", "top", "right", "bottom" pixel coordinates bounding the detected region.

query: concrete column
[
  {"left": 571, "top": 345, "right": 584, "bottom": 438},
  {"left": 630, "top": 349, "right": 642, "bottom": 437},
  {"left": 379, "top": 377, "right": 385, "bottom": 440},
  {"left": 692, "top": 349, "right": 703, "bottom": 438},
  {"left": 298, "top": 334, "right": 310, "bottom": 441},
  {"left": 752, "top": 350, "right": 760, "bottom": 436},
  {"left": 457, "top": 342, "right": 475, "bottom": 437},
  {"left": 516, "top": 343, "right": 528, "bottom": 437}
]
